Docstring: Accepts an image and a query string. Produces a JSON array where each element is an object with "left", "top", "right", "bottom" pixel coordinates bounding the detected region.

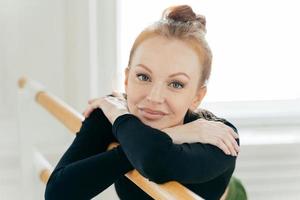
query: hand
[
  {"left": 162, "top": 119, "right": 239, "bottom": 156},
  {"left": 83, "top": 91, "right": 129, "bottom": 124}
]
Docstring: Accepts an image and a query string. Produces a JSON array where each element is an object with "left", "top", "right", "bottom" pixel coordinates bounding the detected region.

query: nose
[{"left": 146, "top": 84, "right": 165, "bottom": 104}]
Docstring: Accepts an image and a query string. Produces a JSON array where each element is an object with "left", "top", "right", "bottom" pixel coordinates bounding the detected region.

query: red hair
[{"left": 127, "top": 5, "right": 212, "bottom": 89}]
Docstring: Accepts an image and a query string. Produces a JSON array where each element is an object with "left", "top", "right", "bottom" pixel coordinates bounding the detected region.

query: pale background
[{"left": 0, "top": 0, "right": 299, "bottom": 199}]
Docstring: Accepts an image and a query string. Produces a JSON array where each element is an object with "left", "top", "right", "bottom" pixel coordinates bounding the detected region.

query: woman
[{"left": 45, "top": 5, "right": 241, "bottom": 200}]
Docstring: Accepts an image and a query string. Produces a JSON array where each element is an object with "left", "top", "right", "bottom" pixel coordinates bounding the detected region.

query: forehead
[{"left": 131, "top": 36, "right": 201, "bottom": 77}]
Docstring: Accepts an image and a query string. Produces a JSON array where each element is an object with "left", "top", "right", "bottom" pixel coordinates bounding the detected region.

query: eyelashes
[
  {"left": 136, "top": 73, "right": 150, "bottom": 81},
  {"left": 136, "top": 73, "right": 185, "bottom": 89},
  {"left": 170, "top": 82, "right": 184, "bottom": 89}
]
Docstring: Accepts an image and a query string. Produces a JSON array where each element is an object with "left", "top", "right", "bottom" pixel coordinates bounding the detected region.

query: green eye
[
  {"left": 136, "top": 74, "right": 150, "bottom": 81},
  {"left": 170, "top": 82, "right": 184, "bottom": 89},
  {"left": 136, "top": 73, "right": 184, "bottom": 89}
]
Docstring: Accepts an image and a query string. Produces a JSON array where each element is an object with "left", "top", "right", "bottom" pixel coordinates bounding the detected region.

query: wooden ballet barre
[{"left": 18, "top": 76, "right": 205, "bottom": 200}]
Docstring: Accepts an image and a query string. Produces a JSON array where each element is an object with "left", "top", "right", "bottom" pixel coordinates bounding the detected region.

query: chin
[
  {"left": 142, "top": 121, "right": 165, "bottom": 130},
  {"left": 135, "top": 115, "right": 165, "bottom": 129}
]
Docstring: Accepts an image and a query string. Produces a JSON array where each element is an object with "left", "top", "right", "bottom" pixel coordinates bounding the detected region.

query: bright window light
[{"left": 117, "top": 0, "right": 300, "bottom": 102}]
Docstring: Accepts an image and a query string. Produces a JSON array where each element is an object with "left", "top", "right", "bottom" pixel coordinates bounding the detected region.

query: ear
[
  {"left": 124, "top": 67, "right": 130, "bottom": 93},
  {"left": 189, "top": 86, "right": 207, "bottom": 111}
]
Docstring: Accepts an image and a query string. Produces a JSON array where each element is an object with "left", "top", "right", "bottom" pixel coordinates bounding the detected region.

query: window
[{"left": 117, "top": 0, "right": 300, "bottom": 102}]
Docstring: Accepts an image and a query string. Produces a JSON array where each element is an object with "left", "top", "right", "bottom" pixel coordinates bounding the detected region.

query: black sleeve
[
  {"left": 45, "top": 108, "right": 134, "bottom": 200},
  {"left": 112, "top": 113, "right": 239, "bottom": 184}
]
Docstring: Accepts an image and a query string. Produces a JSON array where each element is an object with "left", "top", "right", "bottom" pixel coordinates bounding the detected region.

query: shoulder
[
  {"left": 89, "top": 108, "right": 106, "bottom": 119},
  {"left": 83, "top": 108, "right": 105, "bottom": 122},
  {"left": 81, "top": 108, "right": 110, "bottom": 129},
  {"left": 183, "top": 108, "right": 222, "bottom": 122},
  {"left": 184, "top": 108, "right": 238, "bottom": 134}
]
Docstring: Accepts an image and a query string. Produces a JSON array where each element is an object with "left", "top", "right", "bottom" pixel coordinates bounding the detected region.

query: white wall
[
  {"left": 63, "top": 0, "right": 119, "bottom": 113},
  {"left": 63, "top": 0, "right": 91, "bottom": 112},
  {"left": 0, "top": 0, "right": 65, "bottom": 118},
  {"left": 0, "top": 0, "right": 118, "bottom": 117},
  {"left": 1, "top": 0, "right": 119, "bottom": 199}
]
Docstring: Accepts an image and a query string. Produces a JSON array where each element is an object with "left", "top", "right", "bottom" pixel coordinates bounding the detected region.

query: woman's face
[{"left": 124, "top": 36, "right": 206, "bottom": 130}]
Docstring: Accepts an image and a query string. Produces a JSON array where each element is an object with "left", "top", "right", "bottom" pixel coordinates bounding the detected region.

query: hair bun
[{"left": 162, "top": 5, "right": 206, "bottom": 32}]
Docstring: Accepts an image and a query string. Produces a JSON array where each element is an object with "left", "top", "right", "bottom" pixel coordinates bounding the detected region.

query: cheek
[
  {"left": 127, "top": 75, "right": 143, "bottom": 93},
  {"left": 167, "top": 95, "right": 192, "bottom": 116},
  {"left": 127, "top": 77, "right": 148, "bottom": 101},
  {"left": 170, "top": 102, "right": 187, "bottom": 116},
  {"left": 126, "top": 86, "right": 144, "bottom": 114}
]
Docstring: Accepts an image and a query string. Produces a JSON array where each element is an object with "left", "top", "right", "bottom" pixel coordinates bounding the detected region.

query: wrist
[
  {"left": 162, "top": 127, "right": 183, "bottom": 144},
  {"left": 112, "top": 111, "right": 130, "bottom": 123}
]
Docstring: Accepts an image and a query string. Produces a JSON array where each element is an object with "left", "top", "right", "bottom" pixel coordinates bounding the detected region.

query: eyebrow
[{"left": 136, "top": 64, "right": 190, "bottom": 79}]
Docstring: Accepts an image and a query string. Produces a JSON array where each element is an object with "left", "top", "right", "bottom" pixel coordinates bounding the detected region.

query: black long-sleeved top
[{"left": 45, "top": 106, "right": 239, "bottom": 200}]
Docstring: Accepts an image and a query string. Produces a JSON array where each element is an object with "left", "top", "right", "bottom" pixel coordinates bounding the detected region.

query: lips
[
  {"left": 142, "top": 108, "right": 166, "bottom": 115},
  {"left": 138, "top": 108, "right": 167, "bottom": 120}
]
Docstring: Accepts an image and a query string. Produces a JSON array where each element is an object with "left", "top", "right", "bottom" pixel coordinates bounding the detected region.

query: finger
[
  {"left": 85, "top": 100, "right": 103, "bottom": 117},
  {"left": 227, "top": 127, "right": 239, "bottom": 139},
  {"left": 227, "top": 135, "right": 239, "bottom": 156},
  {"left": 112, "top": 93, "right": 126, "bottom": 102},
  {"left": 215, "top": 139, "right": 231, "bottom": 155},
  {"left": 216, "top": 129, "right": 237, "bottom": 156},
  {"left": 225, "top": 128, "right": 240, "bottom": 153},
  {"left": 106, "top": 96, "right": 125, "bottom": 105},
  {"left": 233, "top": 131, "right": 239, "bottom": 139},
  {"left": 90, "top": 99, "right": 104, "bottom": 108},
  {"left": 104, "top": 96, "right": 116, "bottom": 103},
  {"left": 220, "top": 124, "right": 239, "bottom": 139},
  {"left": 223, "top": 128, "right": 240, "bottom": 153},
  {"left": 112, "top": 91, "right": 122, "bottom": 97},
  {"left": 221, "top": 136, "right": 237, "bottom": 156},
  {"left": 83, "top": 106, "right": 93, "bottom": 118},
  {"left": 88, "top": 98, "right": 97, "bottom": 104},
  {"left": 213, "top": 122, "right": 240, "bottom": 153},
  {"left": 232, "top": 137, "right": 240, "bottom": 153},
  {"left": 83, "top": 105, "right": 90, "bottom": 117}
]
